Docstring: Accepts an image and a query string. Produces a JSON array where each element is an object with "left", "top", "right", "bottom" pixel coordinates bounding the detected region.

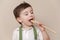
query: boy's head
[{"left": 13, "top": 2, "right": 35, "bottom": 26}]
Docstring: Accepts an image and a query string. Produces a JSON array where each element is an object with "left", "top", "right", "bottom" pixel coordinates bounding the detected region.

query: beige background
[{"left": 0, "top": 0, "right": 60, "bottom": 40}]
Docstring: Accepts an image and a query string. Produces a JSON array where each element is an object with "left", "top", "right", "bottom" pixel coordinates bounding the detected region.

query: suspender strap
[
  {"left": 33, "top": 26, "right": 37, "bottom": 40},
  {"left": 19, "top": 26, "right": 22, "bottom": 40},
  {"left": 19, "top": 26, "right": 37, "bottom": 40}
]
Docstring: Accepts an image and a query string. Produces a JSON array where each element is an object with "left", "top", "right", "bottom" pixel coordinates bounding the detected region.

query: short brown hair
[{"left": 13, "top": 2, "right": 32, "bottom": 19}]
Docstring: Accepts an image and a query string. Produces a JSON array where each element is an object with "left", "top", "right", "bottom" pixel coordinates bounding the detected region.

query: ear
[{"left": 16, "top": 17, "right": 22, "bottom": 23}]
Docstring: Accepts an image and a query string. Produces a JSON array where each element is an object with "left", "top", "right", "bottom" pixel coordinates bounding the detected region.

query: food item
[{"left": 31, "top": 20, "right": 56, "bottom": 34}]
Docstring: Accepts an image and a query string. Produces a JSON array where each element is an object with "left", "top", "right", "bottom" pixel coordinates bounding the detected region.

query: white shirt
[{"left": 12, "top": 27, "right": 43, "bottom": 40}]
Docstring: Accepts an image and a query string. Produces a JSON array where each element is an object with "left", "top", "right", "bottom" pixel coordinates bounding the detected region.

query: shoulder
[
  {"left": 35, "top": 26, "right": 43, "bottom": 40},
  {"left": 12, "top": 27, "right": 19, "bottom": 40},
  {"left": 34, "top": 26, "right": 43, "bottom": 35},
  {"left": 13, "top": 27, "right": 19, "bottom": 34},
  {"left": 35, "top": 27, "right": 42, "bottom": 33}
]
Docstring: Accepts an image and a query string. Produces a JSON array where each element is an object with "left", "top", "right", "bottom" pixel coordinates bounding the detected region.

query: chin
[
  {"left": 28, "top": 24, "right": 33, "bottom": 27},
  {"left": 26, "top": 22, "right": 33, "bottom": 26}
]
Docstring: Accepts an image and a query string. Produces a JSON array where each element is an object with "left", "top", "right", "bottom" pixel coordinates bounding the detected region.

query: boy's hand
[{"left": 37, "top": 22, "right": 45, "bottom": 32}]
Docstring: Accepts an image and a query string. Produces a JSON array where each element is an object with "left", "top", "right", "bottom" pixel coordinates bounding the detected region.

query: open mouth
[{"left": 29, "top": 18, "right": 34, "bottom": 22}]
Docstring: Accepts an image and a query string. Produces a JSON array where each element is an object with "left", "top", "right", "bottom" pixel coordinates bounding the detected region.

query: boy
[{"left": 12, "top": 2, "right": 50, "bottom": 40}]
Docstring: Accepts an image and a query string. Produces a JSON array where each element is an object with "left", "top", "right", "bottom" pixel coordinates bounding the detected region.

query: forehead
[{"left": 20, "top": 7, "right": 33, "bottom": 14}]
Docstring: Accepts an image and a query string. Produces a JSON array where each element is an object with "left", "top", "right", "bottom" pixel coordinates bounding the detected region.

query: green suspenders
[
  {"left": 33, "top": 26, "right": 37, "bottom": 40},
  {"left": 19, "top": 26, "right": 37, "bottom": 40},
  {"left": 19, "top": 26, "right": 22, "bottom": 40}
]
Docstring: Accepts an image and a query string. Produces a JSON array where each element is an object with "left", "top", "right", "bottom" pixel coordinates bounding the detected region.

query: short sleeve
[{"left": 12, "top": 28, "right": 19, "bottom": 40}]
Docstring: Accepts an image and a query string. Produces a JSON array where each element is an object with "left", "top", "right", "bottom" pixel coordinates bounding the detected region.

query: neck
[{"left": 21, "top": 23, "right": 33, "bottom": 30}]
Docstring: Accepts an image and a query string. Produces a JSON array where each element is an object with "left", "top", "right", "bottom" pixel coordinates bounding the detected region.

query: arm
[
  {"left": 31, "top": 20, "right": 50, "bottom": 40},
  {"left": 41, "top": 29, "right": 50, "bottom": 40},
  {"left": 38, "top": 24, "right": 50, "bottom": 40}
]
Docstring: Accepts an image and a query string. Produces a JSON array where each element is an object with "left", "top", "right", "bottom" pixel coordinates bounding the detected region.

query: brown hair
[{"left": 13, "top": 2, "right": 32, "bottom": 19}]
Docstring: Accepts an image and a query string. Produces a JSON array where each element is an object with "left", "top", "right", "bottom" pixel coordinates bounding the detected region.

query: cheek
[
  {"left": 21, "top": 16, "right": 28, "bottom": 21},
  {"left": 23, "top": 16, "right": 28, "bottom": 19}
]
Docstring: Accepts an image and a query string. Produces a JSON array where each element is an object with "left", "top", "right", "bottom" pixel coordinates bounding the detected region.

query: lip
[{"left": 28, "top": 18, "right": 34, "bottom": 23}]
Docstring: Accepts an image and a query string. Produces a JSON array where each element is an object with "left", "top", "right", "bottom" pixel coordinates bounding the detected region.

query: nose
[{"left": 29, "top": 13, "right": 33, "bottom": 17}]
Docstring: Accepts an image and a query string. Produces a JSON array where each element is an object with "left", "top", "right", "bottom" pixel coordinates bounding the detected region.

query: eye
[
  {"left": 30, "top": 10, "right": 33, "bottom": 14},
  {"left": 25, "top": 13, "right": 28, "bottom": 15},
  {"left": 31, "top": 12, "right": 33, "bottom": 14},
  {"left": 24, "top": 11, "right": 28, "bottom": 16}
]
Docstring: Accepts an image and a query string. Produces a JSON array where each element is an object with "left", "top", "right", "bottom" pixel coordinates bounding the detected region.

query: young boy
[{"left": 12, "top": 2, "right": 50, "bottom": 40}]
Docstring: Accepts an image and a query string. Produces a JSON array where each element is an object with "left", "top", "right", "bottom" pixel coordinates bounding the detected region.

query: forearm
[
  {"left": 42, "top": 30, "right": 50, "bottom": 40},
  {"left": 38, "top": 24, "right": 50, "bottom": 40}
]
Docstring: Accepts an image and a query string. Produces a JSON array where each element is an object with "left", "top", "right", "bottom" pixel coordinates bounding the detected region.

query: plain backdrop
[{"left": 0, "top": 0, "right": 60, "bottom": 40}]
